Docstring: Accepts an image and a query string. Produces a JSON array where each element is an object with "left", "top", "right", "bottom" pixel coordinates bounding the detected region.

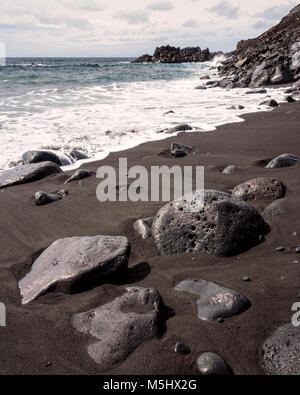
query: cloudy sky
[{"left": 0, "top": 0, "right": 298, "bottom": 57}]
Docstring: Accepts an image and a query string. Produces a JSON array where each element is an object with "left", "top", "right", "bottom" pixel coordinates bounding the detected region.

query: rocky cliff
[
  {"left": 131, "top": 45, "right": 219, "bottom": 63},
  {"left": 218, "top": 4, "right": 300, "bottom": 88}
]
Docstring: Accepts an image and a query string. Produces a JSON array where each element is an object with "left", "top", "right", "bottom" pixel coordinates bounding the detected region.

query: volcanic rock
[
  {"left": 262, "top": 324, "right": 300, "bottom": 375},
  {"left": 232, "top": 178, "right": 285, "bottom": 203},
  {"left": 19, "top": 236, "right": 130, "bottom": 304},
  {"left": 0, "top": 162, "right": 62, "bottom": 189},
  {"left": 73, "top": 287, "right": 164, "bottom": 368},
  {"left": 151, "top": 190, "right": 270, "bottom": 257},
  {"left": 175, "top": 278, "right": 250, "bottom": 321}
]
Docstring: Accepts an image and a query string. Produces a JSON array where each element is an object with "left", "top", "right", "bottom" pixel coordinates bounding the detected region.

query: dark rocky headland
[
  {"left": 217, "top": 4, "right": 300, "bottom": 88},
  {"left": 131, "top": 45, "right": 220, "bottom": 63}
]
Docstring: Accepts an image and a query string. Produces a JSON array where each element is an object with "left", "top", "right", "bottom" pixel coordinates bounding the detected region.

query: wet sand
[{"left": 0, "top": 101, "right": 299, "bottom": 375}]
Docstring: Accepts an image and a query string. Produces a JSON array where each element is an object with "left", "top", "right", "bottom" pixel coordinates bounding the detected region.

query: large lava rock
[
  {"left": 0, "top": 162, "right": 62, "bottom": 189},
  {"left": 151, "top": 190, "right": 270, "bottom": 257},
  {"left": 175, "top": 278, "right": 250, "bottom": 321},
  {"left": 19, "top": 236, "right": 130, "bottom": 304},
  {"left": 262, "top": 324, "right": 300, "bottom": 375},
  {"left": 232, "top": 178, "right": 285, "bottom": 203},
  {"left": 73, "top": 286, "right": 164, "bottom": 369}
]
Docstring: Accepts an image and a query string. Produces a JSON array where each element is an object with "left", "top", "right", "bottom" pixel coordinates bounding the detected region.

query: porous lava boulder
[
  {"left": 232, "top": 178, "right": 285, "bottom": 203},
  {"left": 265, "top": 154, "right": 298, "bottom": 169},
  {"left": 151, "top": 190, "right": 270, "bottom": 257},
  {"left": 19, "top": 236, "right": 130, "bottom": 304},
  {"left": 0, "top": 162, "right": 62, "bottom": 189},
  {"left": 73, "top": 286, "right": 164, "bottom": 369},
  {"left": 175, "top": 278, "right": 250, "bottom": 321},
  {"left": 262, "top": 324, "right": 300, "bottom": 375}
]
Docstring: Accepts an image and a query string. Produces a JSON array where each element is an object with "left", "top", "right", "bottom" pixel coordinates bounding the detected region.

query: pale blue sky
[{"left": 0, "top": 0, "right": 298, "bottom": 57}]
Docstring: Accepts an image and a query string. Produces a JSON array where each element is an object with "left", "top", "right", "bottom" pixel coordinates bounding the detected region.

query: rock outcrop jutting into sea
[
  {"left": 218, "top": 5, "right": 300, "bottom": 88},
  {"left": 131, "top": 45, "right": 220, "bottom": 63}
]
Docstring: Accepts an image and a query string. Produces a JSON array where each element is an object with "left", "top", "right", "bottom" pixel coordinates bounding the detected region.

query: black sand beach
[{"left": 0, "top": 100, "right": 299, "bottom": 375}]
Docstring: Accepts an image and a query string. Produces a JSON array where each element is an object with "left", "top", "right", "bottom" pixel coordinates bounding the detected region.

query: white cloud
[
  {"left": 207, "top": 1, "right": 240, "bottom": 20},
  {"left": 183, "top": 19, "right": 200, "bottom": 28},
  {"left": 0, "top": 0, "right": 298, "bottom": 56},
  {"left": 147, "top": 1, "right": 174, "bottom": 11},
  {"left": 114, "top": 10, "right": 150, "bottom": 25}
]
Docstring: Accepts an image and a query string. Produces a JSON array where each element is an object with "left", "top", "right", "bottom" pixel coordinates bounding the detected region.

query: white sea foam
[{"left": 0, "top": 63, "right": 295, "bottom": 171}]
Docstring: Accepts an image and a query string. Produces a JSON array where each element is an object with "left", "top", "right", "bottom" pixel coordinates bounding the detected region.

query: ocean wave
[{"left": 0, "top": 59, "right": 295, "bottom": 171}]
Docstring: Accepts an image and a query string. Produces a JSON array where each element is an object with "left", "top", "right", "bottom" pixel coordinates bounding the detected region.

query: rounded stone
[
  {"left": 23, "top": 150, "right": 63, "bottom": 166},
  {"left": 286, "top": 96, "right": 296, "bottom": 102},
  {"left": 134, "top": 218, "right": 153, "bottom": 240},
  {"left": 265, "top": 154, "right": 298, "bottom": 169},
  {"left": 175, "top": 342, "right": 191, "bottom": 355},
  {"left": 152, "top": 190, "right": 270, "bottom": 257},
  {"left": 232, "top": 178, "right": 285, "bottom": 203},
  {"left": 259, "top": 99, "right": 278, "bottom": 107},
  {"left": 222, "top": 165, "right": 236, "bottom": 174},
  {"left": 242, "top": 276, "right": 251, "bottom": 282},
  {"left": 34, "top": 191, "right": 62, "bottom": 206},
  {"left": 197, "top": 353, "right": 230, "bottom": 376},
  {"left": 165, "top": 124, "right": 193, "bottom": 134}
]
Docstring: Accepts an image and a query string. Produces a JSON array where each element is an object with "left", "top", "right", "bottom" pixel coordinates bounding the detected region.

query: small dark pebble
[
  {"left": 217, "top": 317, "right": 224, "bottom": 324},
  {"left": 242, "top": 276, "right": 251, "bottom": 282},
  {"left": 296, "top": 247, "right": 300, "bottom": 253},
  {"left": 175, "top": 342, "right": 191, "bottom": 355},
  {"left": 44, "top": 362, "right": 52, "bottom": 368},
  {"left": 276, "top": 247, "right": 285, "bottom": 252}
]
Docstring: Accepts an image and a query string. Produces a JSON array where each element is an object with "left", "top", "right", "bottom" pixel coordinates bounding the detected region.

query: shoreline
[{"left": 0, "top": 99, "right": 299, "bottom": 375}]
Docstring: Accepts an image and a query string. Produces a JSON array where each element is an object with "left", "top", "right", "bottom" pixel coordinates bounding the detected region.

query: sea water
[{"left": 0, "top": 56, "right": 292, "bottom": 170}]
